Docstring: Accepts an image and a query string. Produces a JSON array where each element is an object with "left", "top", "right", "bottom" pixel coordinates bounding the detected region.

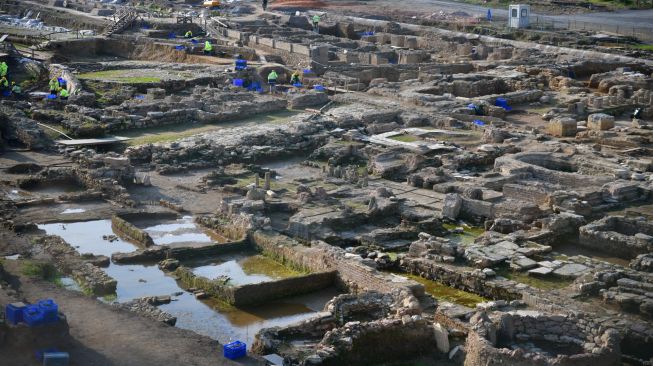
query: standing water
[{"left": 38, "top": 219, "right": 334, "bottom": 344}]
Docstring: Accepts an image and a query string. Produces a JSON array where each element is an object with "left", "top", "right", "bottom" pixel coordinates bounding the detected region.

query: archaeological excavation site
[{"left": 0, "top": 0, "right": 652, "bottom": 365}]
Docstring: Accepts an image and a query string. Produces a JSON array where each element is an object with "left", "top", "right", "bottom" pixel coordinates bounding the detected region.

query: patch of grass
[
  {"left": 102, "top": 293, "right": 118, "bottom": 302},
  {"left": 389, "top": 134, "right": 421, "bottom": 143},
  {"left": 632, "top": 44, "right": 653, "bottom": 51},
  {"left": 495, "top": 267, "right": 573, "bottom": 290},
  {"left": 21, "top": 260, "right": 59, "bottom": 281},
  {"left": 240, "top": 255, "right": 303, "bottom": 278},
  {"left": 78, "top": 70, "right": 161, "bottom": 84},
  {"left": 399, "top": 272, "right": 488, "bottom": 308}
]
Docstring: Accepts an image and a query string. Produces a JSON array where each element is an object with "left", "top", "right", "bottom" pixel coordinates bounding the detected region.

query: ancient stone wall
[
  {"left": 401, "top": 257, "right": 523, "bottom": 301},
  {"left": 231, "top": 271, "right": 337, "bottom": 306},
  {"left": 111, "top": 215, "right": 154, "bottom": 248},
  {"left": 251, "top": 230, "right": 423, "bottom": 295},
  {"left": 579, "top": 216, "right": 653, "bottom": 259},
  {"left": 175, "top": 265, "right": 336, "bottom": 306}
]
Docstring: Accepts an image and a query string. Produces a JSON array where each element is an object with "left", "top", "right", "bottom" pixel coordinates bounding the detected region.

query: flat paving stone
[{"left": 553, "top": 263, "right": 589, "bottom": 278}]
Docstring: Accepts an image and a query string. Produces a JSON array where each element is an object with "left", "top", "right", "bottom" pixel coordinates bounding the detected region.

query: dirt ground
[{"left": 0, "top": 261, "right": 262, "bottom": 366}]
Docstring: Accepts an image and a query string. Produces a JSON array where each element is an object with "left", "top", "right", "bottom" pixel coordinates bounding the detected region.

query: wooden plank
[
  {"left": 0, "top": 34, "right": 7, "bottom": 43},
  {"left": 55, "top": 136, "right": 131, "bottom": 146}
]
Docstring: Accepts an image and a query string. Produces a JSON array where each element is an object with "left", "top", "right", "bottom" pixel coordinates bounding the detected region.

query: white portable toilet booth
[{"left": 508, "top": 4, "right": 530, "bottom": 29}]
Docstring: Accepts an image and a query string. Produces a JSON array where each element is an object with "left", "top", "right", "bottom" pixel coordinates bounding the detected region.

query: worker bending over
[
  {"left": 49, "top": 77, "right": 59, "bottom": 95},
  {"left": 185, "top": 30, "right": 193, "bottom": 38},
  {"left": 312, "top": 14, "right": 320, "bottom": 33},
  {"left": 0, "top": 62, "right": 7, "bottom": 77},
  {"left": 290, "top": 71, "right": 301, "bottom": 85},
  {"left": 204, "top": 40, "right": 213, "bottom": 55},
  {"left": 58, "top": 87, "right": 69, "bottom": 101},
  {"left": 11, "top": 82, "right": 22, "bottom": 99}
]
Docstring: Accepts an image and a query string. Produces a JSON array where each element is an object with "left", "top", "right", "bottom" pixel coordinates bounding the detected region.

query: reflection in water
[
  {"left": 141, "top": 216, "right": 229, "bottom": 245},
  {"left": 191, "top": 254, "right": 300, "bottom": 286},
  {"left": 61, "top": 208, "right": 87, "bottom": 214},
  {"left": 38, "top": 220, "right": 138, "bottom": 257}
]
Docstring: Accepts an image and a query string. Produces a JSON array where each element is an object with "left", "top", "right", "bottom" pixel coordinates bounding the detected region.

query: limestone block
[
  {"left": 587, "top": 113, "right": 615, "bottom": 130},
  {"left": 433, "top": 323, "right": 450, "bottom": 353},
  {"left": 404, "top": 37, "right": 418, "bottom": 49},
  {"left": 442, "top": 193, "right": 462, "bottom": 220},
  {"left": 390, "top": 35, "right": 405, "bottom": 47},
  {"left": 547, "top": 117, "right": 577, "bottom": 137}
]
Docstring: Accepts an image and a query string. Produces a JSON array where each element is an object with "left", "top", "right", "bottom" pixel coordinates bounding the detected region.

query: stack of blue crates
[
  {"left": 6, "top": 299, "right": 59, "bottom": 327},
  {"left": 235, "top": 59, "right": 247, "bottom": 71},
  {"left": 223, "top": 341, "right": 246, "bottom": 360}
]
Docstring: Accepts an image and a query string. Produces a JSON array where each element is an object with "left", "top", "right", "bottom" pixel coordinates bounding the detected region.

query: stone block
[
  {"left": 547, "top": 117, "right": 577, "bottom": 137},
  {"left": 433, "top": 323, "right": 450, "bottom": 353},
  {"left": 587, "top": 113, "right": 615, "bottom": 130}
]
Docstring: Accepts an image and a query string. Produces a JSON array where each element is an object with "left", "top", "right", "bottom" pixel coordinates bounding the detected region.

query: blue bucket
[
  {"left": 314, "top": 85, "right": 326, "bottom": 91},
  {"left": 174, "top": 45, "right": 186, "bottom": 50},
  {"left": 473, "top": 119, "right": 486, "bottom": 126},
  {"left": 303, "top": 69, "right": 312, "bottom": 74},
  {"left": 233, "top": 79, "right": 244, "bottom": 87},
  {"left": 46, "top": 94, "right": 57, "bottom": 99}
]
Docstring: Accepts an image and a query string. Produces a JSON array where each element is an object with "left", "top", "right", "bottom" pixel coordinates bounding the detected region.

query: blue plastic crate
[
  {"left": 494, "top": 97, "right": 512, "bottom": 111},
  {"left": 233, "top": 79, "right": 244, "bottom": 87},
  {"left": 6, "top": 302, "right": 26, "bottom": 325},
  {"left": 43, "top": 352, "right": 69, "bottom": 366},
  {"left": 35, "top": 348, "right": 59, "bottom": 362},
  {"left": 223, "top": 341, "right": 246, "bottom": 360},
  {"left": 303, "top": 69, "right": 312, "bottom": 74},
  {"left": 174, "top": 45, "right": 186, "bottom": 51},
  {"left": 46, "top": 94, "right": 57, "bottom": 99},
  {"left": 191, "top": 39, "right": 199, "bottom": 44},
  {"left": 24, "top": 305, "right": 44, "bottom": 327},
  {"left": 314, "top": 85, "right": 326, "bottom": 92},
  {"left": 292, "top": 82, "right": 303, "bottom": 87},
  {"left": 38, "top": 299, "right": 58, "bottom": 322},
  {"left": 168, "top": 32, "right": 177, "bottom": 39},
  {"left": 1, "top": 90, "right": 10, "bottom": 97},
  {"left": 473, "top": 119, "right": 486, "bottom": 126}
]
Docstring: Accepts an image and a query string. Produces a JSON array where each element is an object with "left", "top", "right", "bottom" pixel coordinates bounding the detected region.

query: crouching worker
[{"left": 58, "top": 87, "right": 69, "bottom": 101}]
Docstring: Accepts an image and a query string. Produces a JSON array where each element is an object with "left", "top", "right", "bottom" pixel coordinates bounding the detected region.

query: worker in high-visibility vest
[
  {"left": 0, "top": 62, "right": 8, "bottom": 77},
  {"left": 290, "top": 71, "right": 301, "bottom": 85},
  {"left": 0, "top": 76, "right": 8, "bottom": 92},
  {"left": 11, "top": 82, "right": 22, "bottom": 98},
  {"left": 312, "top": 14, "right": 320, "bottom": 33},
  {"left": 49, "top": 77, "right": 59, "bottom": 95},
  {"left": 185, "top": 30, "right": 193, "bottom": 38},
  {"left": 58, "top": 87, "right": 70, "bottom": 100},
  {"left": 267, "top": 70, "right": 278, "bottom": 93},
  {"left": 203, "top": 40, "right": 213, "bottom": 55}
]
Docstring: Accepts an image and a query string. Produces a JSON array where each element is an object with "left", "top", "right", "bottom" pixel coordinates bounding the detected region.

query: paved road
[{"left": 361, "top": 0, "right": 653, "bottom": 40}]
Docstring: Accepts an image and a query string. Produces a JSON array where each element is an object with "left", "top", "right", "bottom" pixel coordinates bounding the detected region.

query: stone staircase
[{"left": 103, "top": 8, "right": 138, "bottom": 37}]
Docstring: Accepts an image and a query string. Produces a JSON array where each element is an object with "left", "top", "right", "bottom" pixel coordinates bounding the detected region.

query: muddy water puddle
[
  {"left": 138, "top": 215, "right": 230, "bottom": 246},
  {"left": 190, "top": 253, "right": 301, "bottom": 286},
  {"left": 442, "top": 223, "right": 485, "bottom": 246},
  {"left": 38, "top": 219, "right": 330, "bottom": 345},
  {"left": 392, "top": 272, "right": 488, "bottom": 307}
]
